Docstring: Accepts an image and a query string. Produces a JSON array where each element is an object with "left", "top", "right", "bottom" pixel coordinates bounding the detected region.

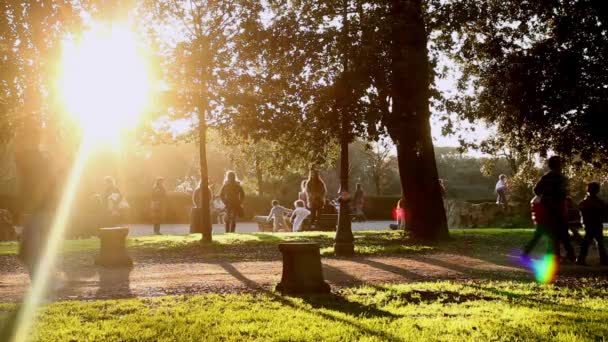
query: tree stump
[
  {"left": 96, "top": 227, "right": 133, "bottom": 267},
  {"left": 276, "top": 242, "right": 330, "bottom": 294}
]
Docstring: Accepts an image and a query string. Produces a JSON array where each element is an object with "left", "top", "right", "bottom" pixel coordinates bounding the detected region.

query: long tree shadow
[
  {"left": 350, "top": 258, "right": 425, "bottom": 281},
  {"left": 217, "top": 262, "right": 403, "bottom": 341},
  {"left": 322, "top": 264, "right": 366, "bottom": 287}
]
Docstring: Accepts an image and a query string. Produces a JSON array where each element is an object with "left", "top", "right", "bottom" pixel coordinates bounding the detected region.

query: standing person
[
  {"left": 150, "top": 177, "right": 167, "bottom": 235},
  {"left": 103, "top": 176, "right": 123, "bottom": 227},
  {"left": 266, "top": 200, "right": 291, "bottom": 232},
  {"left": 220, "top": 171, "right": 245, "bottom": 233},
  {"left": 17, "top": 153, "right": 65, "bottom": 289},
  {"left": 576, "top": 182, "right": 607, "bottom": 265},
  {"left": 298, "top": 180, "right": 308, "bottom": 204},
  {"left": 495, "top": 174, "right": 508, "bottom": 205},
  {"left": 353, "top": 183, "right": 366, "bottom": 222},
  {"left": 531, "top": 156, "right": 575, "bottom": 262},
  {"left": 191, "top": 182, "right": 212, "bottom": 233},
  {"left": 291, "top": 200, "right": 311, "bottom": 232},
  {"left": 305, "top": 168, "right": 327, "bottom": 228}
]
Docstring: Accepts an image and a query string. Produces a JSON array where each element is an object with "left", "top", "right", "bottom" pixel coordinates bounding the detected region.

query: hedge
[{"left": 0, "top": 193, "right": 400, "bottom": 225}]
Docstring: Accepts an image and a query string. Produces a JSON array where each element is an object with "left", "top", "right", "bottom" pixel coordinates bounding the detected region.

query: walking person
[
  {"left": 353, "top": 183, "right": 366, "bottom": 222},
  {"left": 266, "top": 200, "right": 291, "bottom": 232},
  {"left": 150, "top": 177, "right": 167, "bottom": 235},
  {"left": 291, "top": 200, "right": 311, "bottom": 232},
  {"left": 531, "top": 156, "right": 575, "bottom": 263},
  {"left": 305, "top": 168, "right": 327, "bottom": 228},
  {"left": 576, "top": 182, "right": 607, "bottom": 266},
  {"left": 220, "top": 171, "right": 245, "bottom": 233}
]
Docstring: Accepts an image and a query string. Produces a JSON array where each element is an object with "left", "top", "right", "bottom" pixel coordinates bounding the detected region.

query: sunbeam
[{"left": 10, "top": 139, "right": 93, "bottom": 342}]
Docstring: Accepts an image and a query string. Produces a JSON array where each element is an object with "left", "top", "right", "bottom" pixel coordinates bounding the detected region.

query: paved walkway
[{"left": 127, "top": 220, "right": 394, "bottom": 237}]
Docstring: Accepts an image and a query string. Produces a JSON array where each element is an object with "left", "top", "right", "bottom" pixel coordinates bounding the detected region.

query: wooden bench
[{"left": 254, "top": 215, "right": 293, "bottom": 232}]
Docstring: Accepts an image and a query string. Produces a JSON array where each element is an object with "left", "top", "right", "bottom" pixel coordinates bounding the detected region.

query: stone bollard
[
  {"left": 96, "top": 227, "right": 133, "bottom": 267},
  {"left": 276, "top": 242, "right": 330, "bottom": 294}
]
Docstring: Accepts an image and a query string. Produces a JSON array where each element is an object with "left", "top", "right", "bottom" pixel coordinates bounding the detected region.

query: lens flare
[
  {"left": 10, "top": 140, "right": 92, "bottom": 342},
  {"left": 517, "top": 253, "right": 559, "bottom": 284}
]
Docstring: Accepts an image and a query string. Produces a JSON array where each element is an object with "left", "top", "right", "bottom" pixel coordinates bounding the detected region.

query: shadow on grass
[{"left": 217, "top": 262, "right": 402, "bottom": 341}]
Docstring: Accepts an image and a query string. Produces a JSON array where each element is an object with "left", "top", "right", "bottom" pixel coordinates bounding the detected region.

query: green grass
[
  {"left": 0, "top": 230, "right": 433, "bottom": 259},
  {"left": 2, "top": 280, "right": 607, "bottom": 341},
  {"left": 5, "top": 228, "right": 604, "bottom": 261}
]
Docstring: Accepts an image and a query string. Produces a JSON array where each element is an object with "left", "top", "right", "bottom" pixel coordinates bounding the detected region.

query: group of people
[
  {"left": 191, "top": 171, "right": 245, "bottom": 233},
  {"left": 523, "top": 156, "right": 607, "bottom": 266},
  {"left": 264, "top": 169, "right": 367, "bottom": 232}
]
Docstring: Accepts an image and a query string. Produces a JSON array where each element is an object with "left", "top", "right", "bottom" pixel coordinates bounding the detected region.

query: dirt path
[
  {"left": 0, "top": 253, "right": 528, "bottom": 302},
  {"left": 2, "top": 252, "right": 606, "bottom": 302}
]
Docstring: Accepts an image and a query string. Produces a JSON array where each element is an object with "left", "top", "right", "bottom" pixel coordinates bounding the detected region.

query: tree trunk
[
  {"left": 198, "top": 112, "right": 212, "bottom": 243},
  {"left": 254, "top": 154, "right": 264, "bottom": 197},
  {"left": 334, "top": 0, "right": 354, "bottom": 256},
  {"left": 389, "top": 0, "right": 448, "bottom": 241}
]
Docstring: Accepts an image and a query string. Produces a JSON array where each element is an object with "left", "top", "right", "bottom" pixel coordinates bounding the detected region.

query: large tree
[
  {"left": 140, "top": 0, "right": 262, "bottom": 242},
  {"left": 431, "top": 0, "right": 608, "bottom": 167}
]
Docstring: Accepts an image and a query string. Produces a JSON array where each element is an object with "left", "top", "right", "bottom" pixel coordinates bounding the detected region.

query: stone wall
[{"left": 445, "top": 200, "right": 516, "bottom": 228}]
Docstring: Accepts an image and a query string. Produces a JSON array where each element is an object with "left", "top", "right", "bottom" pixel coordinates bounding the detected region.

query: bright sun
[{"left": 58, "top": 23, "right": 151, "bottom": 141}]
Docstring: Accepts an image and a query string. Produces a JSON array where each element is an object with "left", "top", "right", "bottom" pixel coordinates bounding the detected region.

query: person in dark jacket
[
  {"left": 565, "top": 197, "right": 583, "bottom": 242},
  {"left": 305, "top": 168, "right": 327, "bottom": 228},
  {"left": 219, "top": 171, "right": 245, "bottom": 233},
  {"left": 576, "top": 182, "right": 607, "bottom": 265},
  {"left": 150, "top": 177, "right": 167, "bottom": 235},
  {"left": 530, "top": 156, "right": 575, "bottom": 262}
]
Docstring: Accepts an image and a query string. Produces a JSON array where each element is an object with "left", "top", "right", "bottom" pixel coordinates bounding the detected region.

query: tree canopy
[{"left": 432, "top": 0, "right": 608, "bottom": 166}]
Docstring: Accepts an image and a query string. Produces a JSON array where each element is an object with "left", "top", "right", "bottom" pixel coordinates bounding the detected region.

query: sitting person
[
  {"left": 291, "top": 200, "right": 311, "bottom": 232},
  {"left": 266, "top": 200, "right": 292, "bottom": 232}
]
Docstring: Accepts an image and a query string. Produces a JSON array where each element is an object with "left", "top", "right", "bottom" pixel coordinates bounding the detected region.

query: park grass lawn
[
  {"left": 0, "top": 229, "right": 536, "bottom": 259},
  {"left": 1, "top": 280, "right": 607, "bottom": 341}
]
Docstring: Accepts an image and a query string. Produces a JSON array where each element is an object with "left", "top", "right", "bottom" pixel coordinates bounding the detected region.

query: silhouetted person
[
  {"left": 353, "top": 183, "right": 366, "bottom": 222},
  {"left": 17, "top": 152, "right": 64, "bottom": 286},
  {"left": 566, "top": 197, "right": 583, "bottom": 242},
  {"left": 532, "top": 156, "right": 575, "bottom": 262},
  {"left": 220, "top": 171, "right": 245, "bottom": 233},
  {"left": 103, "top": 176, "right": 123, "bottom": 227},
  {"left": 150, "top": 177, "right": 167, "bottom": 235},
  {"left": 576, "top": 182, "right": 607, "bottom": 265},
  {"left": 305, "top": 169, "right": 327, "bottom": 228},
  {"left": 523, "top": 195, "right": 554, "bottom": 257}
]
